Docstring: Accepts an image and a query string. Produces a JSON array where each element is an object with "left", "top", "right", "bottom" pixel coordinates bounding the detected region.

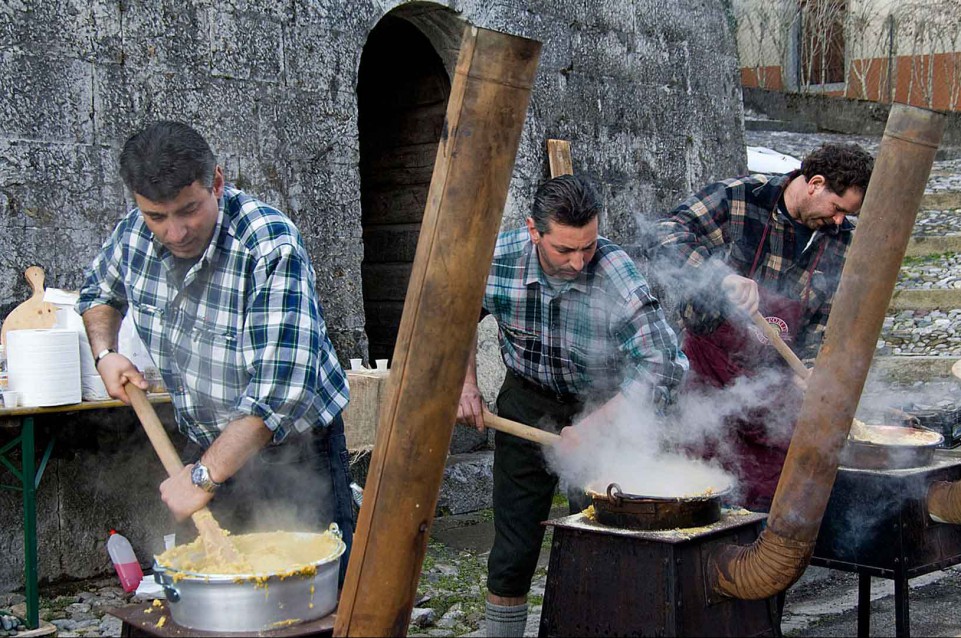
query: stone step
[
  {"left": 869, "top": 355, "right": 958, "bottom": 384},
  {"left": 888, "top": 289, "right": 961, "bottom": 311},
  {"left": 905, "top": 235, "right": 961, "bottom": 258},
  {"left": 921, "top": 191, "right": 961, "bottom": 210}
]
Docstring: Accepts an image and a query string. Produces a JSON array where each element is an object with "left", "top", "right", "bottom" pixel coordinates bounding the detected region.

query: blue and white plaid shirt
[
  {"left": 77, "top": 186, "right": 349, "bottom": 448},
  {"left": 483, "top": 228, "right": 688, "bottom": 409}
]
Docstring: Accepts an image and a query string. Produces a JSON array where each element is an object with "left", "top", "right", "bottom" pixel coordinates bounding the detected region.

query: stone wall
[{"left": 0, "top": 0, "right": 746, "bottom": 590}]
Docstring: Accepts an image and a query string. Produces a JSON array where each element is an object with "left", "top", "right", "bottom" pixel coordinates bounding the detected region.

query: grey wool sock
[{"left": 485, "top": 601, "right": 528, "bottom": 638}]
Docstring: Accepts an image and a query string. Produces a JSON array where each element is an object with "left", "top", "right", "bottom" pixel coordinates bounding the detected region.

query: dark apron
[{"left": 681, "top": 219, "right": 822, "bottom": 510}]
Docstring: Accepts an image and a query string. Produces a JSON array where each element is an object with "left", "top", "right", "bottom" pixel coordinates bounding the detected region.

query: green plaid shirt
[
  {"left": 77, "top": 186, "right": 349, "bottom": 448},
  {"left": 656, "top": 172, "right": 853, "bottom": 359},
  {"left": 482, "top": 228, "right": 687, "bottom": 409}
]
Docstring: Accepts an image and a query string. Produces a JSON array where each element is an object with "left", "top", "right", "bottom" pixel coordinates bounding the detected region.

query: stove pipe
[
  {"left": 928, "top": 481, "right": 961, "bottom": 523},
  {"left": 710, "top": 104, "right": 945, "bottom": 600}
]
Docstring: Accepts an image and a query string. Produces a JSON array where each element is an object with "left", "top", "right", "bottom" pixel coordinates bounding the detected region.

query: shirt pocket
[
  {"left": 127, "top": 302, "right": 165, "bottom": 355},
  {"left": 499, "top": 324, "right": 542, "bottom": 362},
  {"left": 188, "top": 320, "right": 246, "bottom": 390}
]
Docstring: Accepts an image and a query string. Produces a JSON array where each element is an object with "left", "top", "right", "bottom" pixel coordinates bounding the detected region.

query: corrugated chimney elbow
[
  {"left": 709, "top": 526, "right": 815, "bottom": 600},
  {"left": 927, "top": 481, "right": 961, "bottom": 524}
]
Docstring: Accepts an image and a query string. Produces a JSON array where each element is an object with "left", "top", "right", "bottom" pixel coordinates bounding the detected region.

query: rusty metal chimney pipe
[{"left": 711, "top": 104, "right": 945, "bottom": 600}]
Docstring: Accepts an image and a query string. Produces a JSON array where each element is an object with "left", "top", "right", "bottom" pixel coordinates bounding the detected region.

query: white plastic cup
[
  {"left": 375, "top": 359, "right": 389, "bottom": 371},
  {"left": 349, "top": 358, "right": 364, "bottom": 371},
  {"left": 2, "top": 390, "right": 21, "bottom": 408}
]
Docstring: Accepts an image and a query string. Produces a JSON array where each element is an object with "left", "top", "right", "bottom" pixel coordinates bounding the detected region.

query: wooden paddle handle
[
  {"left": 751, "top": 312, "right": 811, "bottom": 379},
  {"left": 481, "top": 408, "right": 561, "bottom": 446},
  {"left": 24, "top": 266, "right": 45, "bottom": 298},
  {"left": 126, "top": 384, "right": 243, "bottom": 563}
]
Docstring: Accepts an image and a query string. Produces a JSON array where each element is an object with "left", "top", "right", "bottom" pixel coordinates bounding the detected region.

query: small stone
[{"left": 410, "top": 607, "right": 435, "bottom": 628}]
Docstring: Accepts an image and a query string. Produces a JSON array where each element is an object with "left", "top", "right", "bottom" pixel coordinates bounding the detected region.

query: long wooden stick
[
  {"left": 482, "top": 408, "right": 561, "bottom": 446},
  {"left": 751, "top": 311, "right": 811, "bottom": 379},
  {"left": 126, "top": 384, "right": 245, "bottom": 565}
]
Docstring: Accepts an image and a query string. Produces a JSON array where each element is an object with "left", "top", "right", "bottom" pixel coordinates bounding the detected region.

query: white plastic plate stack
[{"left": 7, "top": 329, "right": 81, "bottom": 406}]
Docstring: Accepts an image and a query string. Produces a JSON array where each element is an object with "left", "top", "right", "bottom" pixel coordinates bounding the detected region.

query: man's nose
[
  {"left": 570, "top": 252, "right": 584, "bottom": 271},
  {"left": 832, "top": 212, "right": 846, "bottom": 225},
  {"left": 167, "top": 221, "right": 188, "bottom": 242}
]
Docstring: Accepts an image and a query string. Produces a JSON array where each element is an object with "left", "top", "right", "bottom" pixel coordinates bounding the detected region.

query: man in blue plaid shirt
[
  {"left": 457, "top": 175, "right": 687, "bottom": 637},
  {"left": 77, "top": 121, "right": 354, "bottom": 581}
]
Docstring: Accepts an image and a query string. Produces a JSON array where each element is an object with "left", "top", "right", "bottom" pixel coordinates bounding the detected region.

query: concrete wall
[
  {"left": 744, "top": 87, "right": 961, "bottom": 147},
  {"left": 0, "top": 0, "right": 746, "bottom": 590}
]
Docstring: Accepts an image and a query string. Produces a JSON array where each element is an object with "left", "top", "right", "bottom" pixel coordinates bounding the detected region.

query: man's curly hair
[{"left": 800, "top": 143, "right": 874, "bottom": 195}]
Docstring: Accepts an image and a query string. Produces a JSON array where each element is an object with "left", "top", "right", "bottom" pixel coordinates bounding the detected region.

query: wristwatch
[
  {"left": 190, "top": 462, "right": 222, "bottom": 493},
  {"left": 94, "top": 348, "right": 117, "bottom": 367}
]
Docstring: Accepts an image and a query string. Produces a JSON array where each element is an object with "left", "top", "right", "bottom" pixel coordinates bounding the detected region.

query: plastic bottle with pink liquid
[{"left": 106, "top": 530, "right": 143, "bottom": 592}]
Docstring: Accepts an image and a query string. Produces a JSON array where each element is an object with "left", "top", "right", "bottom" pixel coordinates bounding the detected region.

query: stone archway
[{"left": 357, "top": 6, "right": 462, "bottom": 363}]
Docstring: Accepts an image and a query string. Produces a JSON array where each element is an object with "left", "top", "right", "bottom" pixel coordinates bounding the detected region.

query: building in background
[{"left": 735, "top": 0, "right": 961, "bottom": 112}]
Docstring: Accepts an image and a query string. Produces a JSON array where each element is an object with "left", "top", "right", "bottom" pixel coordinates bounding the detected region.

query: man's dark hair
[
  {"left": 531, "top": 174, "right": 600, "bottom": 233},
  {"left": 800, "top": 143, "right": 874, "bottom": 195},
  {"left": 119, "top": 121, "right": 216, "bottom": 202}
]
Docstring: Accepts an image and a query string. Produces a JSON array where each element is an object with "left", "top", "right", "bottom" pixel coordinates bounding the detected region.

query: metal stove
[
  {"left": 811, "top": 452, "right": 961, "bottom": 637},
  {"left": 539, "top": 510, "right": 778, "bottom": 637}
]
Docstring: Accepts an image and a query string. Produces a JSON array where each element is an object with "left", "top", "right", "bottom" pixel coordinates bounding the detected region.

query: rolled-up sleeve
[
  {"left": 232, "top": 245, "right": 349, "bottom": 442},
  {"left": 614, "top": 281, "right": 689, "bottom": 410}
]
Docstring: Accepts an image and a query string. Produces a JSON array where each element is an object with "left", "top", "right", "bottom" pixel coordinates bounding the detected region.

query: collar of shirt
[{"left": 523, "top": 238, "right": 590, "bottom": 296}]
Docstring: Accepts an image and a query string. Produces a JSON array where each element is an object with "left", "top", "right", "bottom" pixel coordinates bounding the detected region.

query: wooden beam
[
  {"left": 547, "top": 139, "right": 573, "bottom": 177},
  {"left": 334, "top": 26, "right": 541, "bottom": 637}
]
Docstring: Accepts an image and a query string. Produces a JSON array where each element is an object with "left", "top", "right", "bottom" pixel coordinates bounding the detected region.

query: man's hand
[
  {"left": 457, "top": 381, "right": 486, "bottom": 432},
  {"left": 721, "top": 274, "right": 760, "bottom": 316},
  {"left": 160, "top": 464, "right": 214, "bottom": 522},
  {"left": 96, "top": 353, "right": 148, "bottom": 404},
  {"left": 556, "top": 424, "right": 584, "bottom": 455}
]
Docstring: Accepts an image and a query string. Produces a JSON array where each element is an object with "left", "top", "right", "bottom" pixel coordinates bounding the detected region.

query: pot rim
[
  {"left": 586, "top": 481, "right": 733, "bottom": 504},
  {"left": 847, "top": 424, "right": 944, "bottom": 450},
  {"left": 153, "top": 529, "right": 345, "bottom": 582}
]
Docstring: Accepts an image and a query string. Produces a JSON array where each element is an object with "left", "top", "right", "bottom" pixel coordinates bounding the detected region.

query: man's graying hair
[
  {"left": 531, "top": 174, "right": 600, "bottom": 233},
  {"left": 801, "top": 142, "right": 874, "bottom": 195},
  {"left": 119, "top": 121, "right": 216, "bottom": 202}
]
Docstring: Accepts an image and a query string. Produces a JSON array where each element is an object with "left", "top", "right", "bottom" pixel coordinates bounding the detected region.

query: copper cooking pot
[{"left": 586, "top": 482, "right": 732, "bottom": 530}]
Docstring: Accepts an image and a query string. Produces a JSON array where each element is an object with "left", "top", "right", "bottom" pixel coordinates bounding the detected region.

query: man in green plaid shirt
[
  {"left": 77, "top": 121, "right": 354, "bottom": 582},
  {"left": 457, "top": 174, "right": 687, "bottom": 637}
]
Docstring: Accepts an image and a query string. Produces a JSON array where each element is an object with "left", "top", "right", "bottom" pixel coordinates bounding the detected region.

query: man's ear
[
  {"left": 807, "top": 174, "right": 826, "bottom": 194},
  {"left": 526, "top": 217, "right": 540, "bottom": 244},
  {"left": 212, "top": 166, "right": 225, "bottom": 198}
]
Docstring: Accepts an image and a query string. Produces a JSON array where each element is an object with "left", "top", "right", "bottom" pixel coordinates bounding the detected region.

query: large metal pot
[
  {"left": 586, "top": 483, "right": 731, "bottom": 530},
  {"left": 841, "top": 425, "right": 944, "bottom": 470},
  {"left": 153, "top": 525, "right": 345, "bottom": 633}
]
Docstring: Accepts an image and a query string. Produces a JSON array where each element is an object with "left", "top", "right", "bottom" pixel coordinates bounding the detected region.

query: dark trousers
[
  {"left": 486, "top": 370, "right": 586, "bottom": 598},
  {"left": 180, "top": 414, "right": 356, "bottom": 585}
]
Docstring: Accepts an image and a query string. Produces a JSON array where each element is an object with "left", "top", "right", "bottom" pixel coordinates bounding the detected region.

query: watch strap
[{"left": 94, "top": 348, "right": 117, "bottom": 367}]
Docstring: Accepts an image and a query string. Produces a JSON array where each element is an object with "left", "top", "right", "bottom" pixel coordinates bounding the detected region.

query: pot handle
[
  {"left": 606, "top": 483, "right": 624, "bottom": 507},
  {"left": 328, "top": 522, "right": 342, "bottom": 540},
  {"left": 152, "top": 567, "right": 182, "bottom": 603}
]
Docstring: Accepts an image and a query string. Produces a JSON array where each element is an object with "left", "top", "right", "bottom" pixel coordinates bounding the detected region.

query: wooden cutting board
[{"left": 1, "top": 266, "right": 58, "bottom": 345}]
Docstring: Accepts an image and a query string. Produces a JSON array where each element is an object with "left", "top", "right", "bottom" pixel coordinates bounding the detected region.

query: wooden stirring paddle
[
  {"left": 750, "top": 312, "right": 871, "bottom": 441},
  {"left": 480, "top": 407, "right": 561, "bottom": 446},
  {"left": 125, "top": 384, "right": 247, "bottom": 567}
]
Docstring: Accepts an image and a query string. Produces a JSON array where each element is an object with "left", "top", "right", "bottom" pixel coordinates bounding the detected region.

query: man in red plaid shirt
[{"left": 656, "top": 143, "right": 874, "bottom": 511}]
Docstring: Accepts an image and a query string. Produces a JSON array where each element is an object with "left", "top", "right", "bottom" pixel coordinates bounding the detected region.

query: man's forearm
[
  {"left": 201, "top": 415, "right": 274, "bottom": 484},
  {"left": 82, "top": 304, "right": 122, "bottom": 355}
]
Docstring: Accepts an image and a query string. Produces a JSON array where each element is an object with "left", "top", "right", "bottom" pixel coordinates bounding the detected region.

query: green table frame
[{"left": 0, "top": 395, "right": 170, "bottom": 629}]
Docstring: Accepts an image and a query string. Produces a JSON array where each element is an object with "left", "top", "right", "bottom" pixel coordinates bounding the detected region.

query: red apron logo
[{"left": 750, "top": 316, "right": 790, "bottom": 344}]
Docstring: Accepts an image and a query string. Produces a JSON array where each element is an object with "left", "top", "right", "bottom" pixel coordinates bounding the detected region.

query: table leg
[
  {"left": 857, "top": 573, "right": 871, "bottom": 638},
  {"left": 894, "top": 572, "right": 910, "bottom": 638},
  {"left": 22, "top": 416, "right": 39, "bottom": 630}
]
